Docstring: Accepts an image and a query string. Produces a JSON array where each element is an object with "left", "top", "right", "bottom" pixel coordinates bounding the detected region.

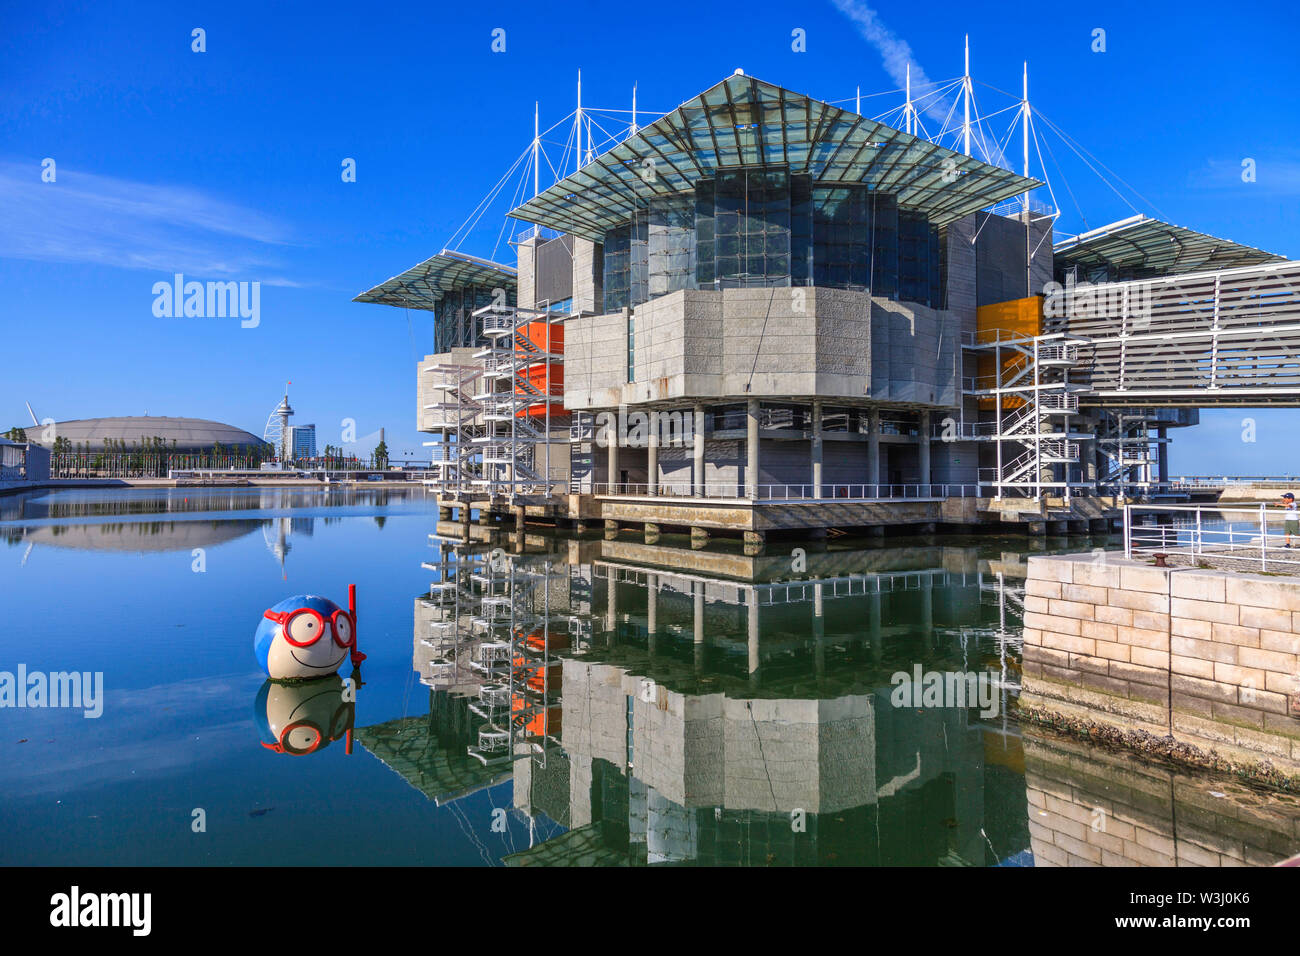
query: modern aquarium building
[{"left": 357, "top": 71, "right": 1296, "bottom": 542}]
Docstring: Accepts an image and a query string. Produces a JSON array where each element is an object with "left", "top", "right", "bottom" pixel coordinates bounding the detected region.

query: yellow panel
[{"left": 976, "top": 296, "right": 1042, "bottom": 410}]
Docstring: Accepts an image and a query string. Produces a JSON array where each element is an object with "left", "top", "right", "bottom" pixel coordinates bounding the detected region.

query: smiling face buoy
[{"left": 254, "top": 594, "right": 356, "bottom": 681}]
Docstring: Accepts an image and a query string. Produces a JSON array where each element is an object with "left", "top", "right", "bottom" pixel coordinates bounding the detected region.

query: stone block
[{"left": 1170, "top": 597, "right": 1239, "bottom": 626}]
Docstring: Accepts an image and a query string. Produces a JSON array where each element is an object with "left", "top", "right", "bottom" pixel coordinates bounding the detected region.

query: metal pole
[
  {"left": 1262, "top": 504, "right": 1268, "bottom": 571},
  {"left": 963, "top": 35, "right": 971, "bottom": 157}
]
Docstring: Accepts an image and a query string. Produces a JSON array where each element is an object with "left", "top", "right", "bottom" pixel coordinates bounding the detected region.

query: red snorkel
[{"left": 349, "top": 583, "right": 366, "bottom": 667}]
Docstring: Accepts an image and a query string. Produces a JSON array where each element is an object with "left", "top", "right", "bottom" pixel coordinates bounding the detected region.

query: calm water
[{"left": 2, "top": 486, "right": 1297, "bottom": 867}]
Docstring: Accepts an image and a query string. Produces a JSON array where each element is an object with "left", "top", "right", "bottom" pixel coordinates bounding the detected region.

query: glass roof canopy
[
  {"left": 508, "top": 73, "right": 1043, "bottom": 241},
  {"left": 1053, "top": 214, "right": 1286, "bottom": 278},
  {"left": 353, "top": 250, "right": 517, "bottom": 311}
]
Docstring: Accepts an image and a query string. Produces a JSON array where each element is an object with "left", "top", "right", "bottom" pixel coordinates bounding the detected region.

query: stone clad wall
[{"left": 1022, "top": 554, "right": 1300, "bottom": 778}]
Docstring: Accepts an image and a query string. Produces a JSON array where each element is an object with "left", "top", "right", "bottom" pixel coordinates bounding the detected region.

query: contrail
[
  {"left": 829, "top": 0, "right": 1009, "bottom": 168},
  {"left": 829, "top": 0, "right": 950, "bottom": 127}
]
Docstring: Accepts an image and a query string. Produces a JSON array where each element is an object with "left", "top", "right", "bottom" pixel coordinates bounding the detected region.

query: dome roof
[{"left": 22, "top": 416, "right": 269, "bottom": 451}]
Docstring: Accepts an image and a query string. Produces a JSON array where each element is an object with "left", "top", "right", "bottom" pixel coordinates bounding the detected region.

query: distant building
[
  {"left": 288, "top": 424, "right": 317, "bottom": 459},
  {"left": 19, "top": 416, "right": 269, "bottom": 454}
]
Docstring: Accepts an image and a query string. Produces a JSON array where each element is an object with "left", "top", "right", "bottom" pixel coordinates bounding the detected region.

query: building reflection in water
[{"left": 358, "top": 525, "right": 1042, "bottom": 866}]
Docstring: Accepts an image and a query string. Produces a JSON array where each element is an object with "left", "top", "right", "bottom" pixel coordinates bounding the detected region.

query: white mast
[
  {"left": 962, "top": 35, "right": 971, "bottom": 157},
  {"left": 576, "top": 70, "right": 583, "bottom": 171},
  {"left": 532, "top": 101, "right": 540, "bottom": 198},
  {"left": 631, "top": 83, "right": 638, "bottom": 136},
  {"left": 1022, "top": 61, "right": 1032, "bottom": 296},
  {"left": 1022, "top": 61, "right": 1030, "bottom": 207},
  {"left": 856, "top": 85, "right": 861, "bottom": 115},
  {"left": 905, "top": 63, "right": 913, "bottom": 134}
]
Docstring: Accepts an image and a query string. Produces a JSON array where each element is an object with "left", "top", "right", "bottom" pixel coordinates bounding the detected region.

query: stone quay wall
[{"left": 1021, "top": 553, "right": 1300, "bottom": 781}]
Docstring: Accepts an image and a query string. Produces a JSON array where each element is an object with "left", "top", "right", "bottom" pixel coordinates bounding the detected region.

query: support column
[
  {"left": 690, "top": 526, "right": 710, "bottom": 550},
  {"left": 1157, "top": 427, "right": 1169, "bottom": 486},
  {"left": 646, "top": 572, "right": 657, "bottom": 657},
  {"left": 692, "top": 403, "right": 706, "bottom": 497},
  {"left": 811, "top": 400, "right": 823, "bottom": 498},
  {"left": 813, "top": 581, "right": 825, "bottom": 682},
  {"left": 921, "top": 574, "right": 933, "bottom": 638},
  {"left": 867, "top": 408, "right": 881, "bottom": 493},
  {"left": 693, "top": 582, "right": 706, "bottom": 672},
  {"left": 869, "top": 586, "right": 882, "bottom": 663},
  {"left": 746, "top": 398, "right": 760, "bottom": 499},
  {"left": 607, "top": 418, "right": 620, "bottom": 493},
  {"left": 514, "top": 506, "right": 526, "bottom": 534},
  {"left": 918, "top": 411, "right": 932, "bottom": 495},
  {"left": 747, "top": 588, "right": 760, "bottom": 691},
  {"left": 605, "top": 572, "right": 618, "bottom": 641},
  {"left": 647, "top": 409, "right": 659, "bottom": 496}
]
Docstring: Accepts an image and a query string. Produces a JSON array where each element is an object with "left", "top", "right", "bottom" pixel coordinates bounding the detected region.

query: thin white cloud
[
  {"left": 830, "top": 0, "right": 945, "bottom": 122},
  {"left": 0, "top": 161, "right": 303, "bottom": 283},
  {"left": 830, "top": 0, "right": 1010, "bottom": 168}
]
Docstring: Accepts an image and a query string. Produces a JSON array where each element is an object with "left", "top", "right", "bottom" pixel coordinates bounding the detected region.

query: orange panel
[
  {"left": 976, "top": 296, "right": 1042, "bottom": 411},
  {"left": 515, "top": 320, "right": 565, "bottom": 418}
]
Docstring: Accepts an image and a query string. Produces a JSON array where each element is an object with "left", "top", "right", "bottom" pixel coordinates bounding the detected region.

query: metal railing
[
  {"left": 584, "top": 482, "right": 979, "bottom": 500},
  {"left": 1123, "top": 503, "right": 1300, "bottom": 571}
]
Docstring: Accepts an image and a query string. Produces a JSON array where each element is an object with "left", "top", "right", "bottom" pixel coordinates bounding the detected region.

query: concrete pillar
[
  {"left": 606, "top": 572, "right": 618, "bottom": 639},
  {"left": 921, "top": 574, "right": 933, "bottom": 638},
  {"left": 604, "top": 519, "right": 619, "bottom": 540},
  {"left": 514, "top": 506, "right": 526, "bottom": 534},
  {"left": 918, "top": 411, "right": 932, "bottom": 494},
  {"left": 607, "top": 422, "right": 620, "bottom": 492},
  {"left": 693, "top": 583, "right": 706, "bottom": 672},
  {"left": 869, "top": 587, "right": 882, "bottom": 663},
  {"left": 811, "top": 400, "right": 823, "bottom": 498},
  {"left": 747, "top": 588, "right": 760, "bottom": 690},
  {"left": 646, "top": 572, "right": 658, "bottom": 656},
  {"left": 690, "top": 526, "right": 710, "bottom": 550},
  {"left": 693, "top": 403, "right": 705, "bottom": 497},
  {"left": 813, "top": 581, "right": 825, "bottom": 681},
  {"left": 644, "top": 522, "right": 660, "bottom": 544},
  {"left": 1157, "top": 427, "right": 1169, "bottom": 486},
  {"left": 746, "top": 398, "right": 760, "bottom": 499},
  {"left": 647, "top": 410, "right": 659, "bottom": 496},
  {"left": 867, "top": 408, "right": 881, "bottom": 492}
]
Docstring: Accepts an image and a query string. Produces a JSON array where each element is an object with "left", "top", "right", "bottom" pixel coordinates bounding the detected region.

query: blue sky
[{"left": 2, "top": 0, "right": 1298, "bottom": 471}]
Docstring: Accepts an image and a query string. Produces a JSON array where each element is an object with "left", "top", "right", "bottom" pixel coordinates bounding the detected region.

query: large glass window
[
  {"left": 813, "top": 185, "right": 872, "bottom": 289},
  {"left": 648, "top": 196, "right": 695, "bottom": 298},
  {"left": 600, "top": 166, "right": 942, "bottom": 310},
  {"left": 713, "top": 166, "right": 792, "bottom": 288},
  {"left": 899, "top": 209, "right": 936, "bottom": 306},
  {"left": 602, "top": 216, "right": 647, "bottom": 312},
  {"left": 434, "top": 283, "right": 513, "bottom": 352}
]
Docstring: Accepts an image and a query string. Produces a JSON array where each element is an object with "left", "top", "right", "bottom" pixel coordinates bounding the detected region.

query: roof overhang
[
  {"left": 354, "top": 250, "right": 517, "bottom": 312},
  {"left": 1053, "top": 214, "right": 1286, "bottom": 277},
  {"left": 508, "top": 73, "right": 1042, "bottom": 241}
]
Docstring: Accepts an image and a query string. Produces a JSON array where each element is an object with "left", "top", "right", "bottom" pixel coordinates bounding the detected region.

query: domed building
[{"left": 18, "top": 416, "right": 269, "bottom": 453}]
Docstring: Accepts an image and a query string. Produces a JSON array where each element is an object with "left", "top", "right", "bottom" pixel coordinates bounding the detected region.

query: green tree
[
  {"left": 373, "top": 439, "right": 389, "bottom": 469},
  {"left": 5, "top": 426, "right": 27, "bottom": 443}
]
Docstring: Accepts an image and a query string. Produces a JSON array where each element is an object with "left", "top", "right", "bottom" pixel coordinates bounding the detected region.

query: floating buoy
[{"left": 254, "top": 584, "right": 364, "bottom": 681}]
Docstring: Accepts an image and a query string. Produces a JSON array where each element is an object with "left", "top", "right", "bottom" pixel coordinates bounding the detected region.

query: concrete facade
[{"left": 563, "top": 286, "right": 959, "bottom": 410}]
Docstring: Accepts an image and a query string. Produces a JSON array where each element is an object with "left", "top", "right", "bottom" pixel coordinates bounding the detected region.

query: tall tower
[{"left": 263, "top": 383, "right": 294, "bottom": 462}]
